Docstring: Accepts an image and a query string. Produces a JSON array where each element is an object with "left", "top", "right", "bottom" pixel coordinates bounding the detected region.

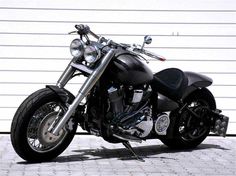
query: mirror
[
  {"left": 144, "top": 35, "right": 152, "bottom": 44},
  {"left": 141, "top": 35, "right": 152, "bottom": 50}
]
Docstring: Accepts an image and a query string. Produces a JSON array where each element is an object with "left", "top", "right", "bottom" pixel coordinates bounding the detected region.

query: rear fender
[
  {"left": 182, "top": 71, "right": 213, "bottom": 99},
  {"left": 46, "top": 85, "right": 75, "bottom": 104}
]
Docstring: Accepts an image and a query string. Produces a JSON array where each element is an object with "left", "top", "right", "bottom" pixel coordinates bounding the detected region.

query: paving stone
[{"left": 0, "top": 135, "right": 236, "bottom": 176}]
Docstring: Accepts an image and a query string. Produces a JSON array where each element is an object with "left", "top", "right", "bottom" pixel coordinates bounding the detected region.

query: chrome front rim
[{"left": 27, "top": 102, "right": 67, "bottom": 153}]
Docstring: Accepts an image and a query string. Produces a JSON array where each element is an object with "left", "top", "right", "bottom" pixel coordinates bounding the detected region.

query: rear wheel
[
  {"left": 161, "top": 88, "right": 216, "bottom": 149},
  {"left": 11, "top": 88, "right": 78, "bottom": 162}
]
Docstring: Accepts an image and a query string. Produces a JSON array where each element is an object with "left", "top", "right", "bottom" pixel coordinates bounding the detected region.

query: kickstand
[{"left": 122, "top": 142, "right": 145, "bottom": 162}]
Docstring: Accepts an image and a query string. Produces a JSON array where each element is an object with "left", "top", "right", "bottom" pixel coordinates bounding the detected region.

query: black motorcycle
[{"left": 11, "top": 24, "right": 229, "bottom": 162}]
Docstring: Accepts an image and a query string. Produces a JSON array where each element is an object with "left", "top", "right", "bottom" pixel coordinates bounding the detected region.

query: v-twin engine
[
  {"left": 108, "top": 86, "right": 153, "bottom": 139},
  {"left": 108, "top": 86, "right": 170, "bottom": 140}
]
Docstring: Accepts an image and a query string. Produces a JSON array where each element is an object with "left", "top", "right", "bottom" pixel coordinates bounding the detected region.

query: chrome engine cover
[
  {"left": 134, "top": 114, "right": 153, "bottom": 138},
  {"left": 154, "top": 113, "right": 170, "bottom": 135},
  {"left": 120, "top": 107, "right": 153, "bottom": 138}
]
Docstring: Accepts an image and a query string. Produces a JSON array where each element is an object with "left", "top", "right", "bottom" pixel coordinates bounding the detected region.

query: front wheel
[
  {"left": 11, "top": 88, "right": 78, "bottom": 162},
  {"left": 161, "top": 88, "right": 216, "bottom": 149}
]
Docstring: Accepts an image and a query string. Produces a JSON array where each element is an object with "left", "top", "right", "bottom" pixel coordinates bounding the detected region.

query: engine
[{"left": 107, "top": 86, "right": 170, "bottom": 140}]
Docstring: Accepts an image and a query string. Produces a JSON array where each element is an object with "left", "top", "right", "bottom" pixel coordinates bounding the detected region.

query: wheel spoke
[{"left": 27, "top": 102, "right": 67, "bottom": 153}]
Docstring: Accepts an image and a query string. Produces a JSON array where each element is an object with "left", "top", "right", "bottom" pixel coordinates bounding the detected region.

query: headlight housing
[
  {"left": 84, "top": 45, "right": 101, "bottom": 64},
  {"left": 70, "top": 39, "right": 84, "bottom": 57}
]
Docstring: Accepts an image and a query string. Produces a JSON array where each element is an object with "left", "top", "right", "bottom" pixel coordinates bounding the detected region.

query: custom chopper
[{"left": 11, "top": 24, "right": 229, "bottom": 162}]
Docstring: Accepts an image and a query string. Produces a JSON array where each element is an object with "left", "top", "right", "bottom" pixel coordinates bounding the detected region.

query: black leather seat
[{"left": 152, "top": 68, "right": 188, "bottom": 100}]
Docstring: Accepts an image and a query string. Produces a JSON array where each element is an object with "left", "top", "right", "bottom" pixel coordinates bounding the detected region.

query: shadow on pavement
[
  {"left": 17, "top": 143, "right": 229, "bottom": 164},
  {"left": 53, "top": 143, "right": 229, "bottom": 163}
]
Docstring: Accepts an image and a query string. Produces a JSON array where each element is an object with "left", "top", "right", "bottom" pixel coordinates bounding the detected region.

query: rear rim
[
  {"left": 26, "top": 102, "right": 68, "bottom": 153},
  {"left": 178, "top": 99, "right": 210, "bottom": 142}
]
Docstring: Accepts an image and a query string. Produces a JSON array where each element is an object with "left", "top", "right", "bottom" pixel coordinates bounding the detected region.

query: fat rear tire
[
  {"left": 161, "top": 88, "right": 216, "bottom": 149},
  {"left": 11, "top": 88, "right": 77, "bottom": 162}
]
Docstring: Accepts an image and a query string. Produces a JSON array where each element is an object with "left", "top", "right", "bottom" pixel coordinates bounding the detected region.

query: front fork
[{"left": 49, "top": 49, "right": 115, "bottom": 135}]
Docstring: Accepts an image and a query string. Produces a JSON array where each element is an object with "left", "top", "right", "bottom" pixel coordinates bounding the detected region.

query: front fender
[
  {"left": 46, "top": 85, "right": 75, "bottom": 104},
  {"left": 182, "top": 72, "right": 213, "bottom": 99}
]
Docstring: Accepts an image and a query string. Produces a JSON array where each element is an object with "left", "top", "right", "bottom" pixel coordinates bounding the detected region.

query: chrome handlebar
[
  {"left": 139, "top": 49, "right": 166, "bottom": 61},
  {"left": 74, "top": 24, "right": 166, "bottom": 61}
]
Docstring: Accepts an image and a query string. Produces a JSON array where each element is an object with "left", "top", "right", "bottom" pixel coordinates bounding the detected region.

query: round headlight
[
  {"left": 70, "top": 39, "right": 84, "bottom": 57},
  {"left": 84, "top": 45, "right": 100, "bottom": 64}
]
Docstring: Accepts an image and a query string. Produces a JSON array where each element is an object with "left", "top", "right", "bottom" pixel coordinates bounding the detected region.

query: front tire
[
  {"left": 161, "top": 88, "right": 216, "bottom": 149},
  {"left": 11, "top": 88, "right": 78, "bottom": 162}
]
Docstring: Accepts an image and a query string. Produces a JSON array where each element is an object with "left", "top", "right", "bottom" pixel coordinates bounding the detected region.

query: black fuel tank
[{"left": 109, "top": 51, "right": 153, "bottom": 85}]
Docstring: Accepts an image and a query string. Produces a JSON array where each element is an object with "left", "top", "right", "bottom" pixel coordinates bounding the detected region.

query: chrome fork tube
[
  {"left": 56, "top": 60, "right": 76, "bottom": 88},
  {"left": 51, "top": 49, "right": 115, "bottom": 135}
]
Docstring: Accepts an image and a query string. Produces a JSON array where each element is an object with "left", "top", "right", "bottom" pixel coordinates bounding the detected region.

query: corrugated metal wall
[{"left": 0, "top": 0, "right": 235, "bottom": 134}]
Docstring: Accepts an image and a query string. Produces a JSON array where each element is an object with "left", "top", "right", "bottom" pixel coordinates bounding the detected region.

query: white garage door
[{"left": 0, "top": 0, "right": 235, "bottom": 134}]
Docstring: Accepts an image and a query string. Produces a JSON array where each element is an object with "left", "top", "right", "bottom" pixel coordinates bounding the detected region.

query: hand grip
[{"left": 75, "top": 24, "right": 90, "bottom": 35}]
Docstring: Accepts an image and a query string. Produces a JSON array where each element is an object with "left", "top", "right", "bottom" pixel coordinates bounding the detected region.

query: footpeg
[{"left": 122, "top": 142, "right": 145, "bottom": 162}]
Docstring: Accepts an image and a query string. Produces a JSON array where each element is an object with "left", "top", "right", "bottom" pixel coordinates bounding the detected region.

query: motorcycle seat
[{"left": 152, "top": 68, "right": 188, "bottom": 100}]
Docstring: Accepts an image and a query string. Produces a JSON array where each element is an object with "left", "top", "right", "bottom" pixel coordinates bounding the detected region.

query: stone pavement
[{"left": 0, "top": 134, "right": 235, "bottom": 176}]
